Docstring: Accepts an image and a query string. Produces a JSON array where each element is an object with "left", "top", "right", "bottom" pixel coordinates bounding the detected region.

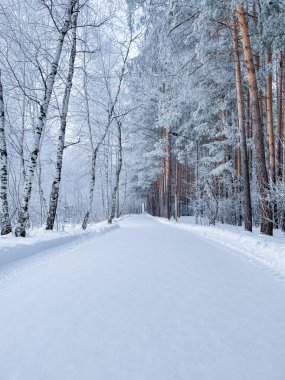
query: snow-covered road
[{"left": 0, "top": 214, "right": 284, "bottom": 380}]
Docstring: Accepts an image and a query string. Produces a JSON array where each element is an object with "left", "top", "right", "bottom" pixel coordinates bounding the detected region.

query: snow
[
  {"left": 0, "top": 221, "right": 118, "bottom": 270},
  {"left": 0, "top": 214, "right": 285, "bottom": 379},
  {"left": 158, "top": 216, "right": 285, "bottom": 277}
]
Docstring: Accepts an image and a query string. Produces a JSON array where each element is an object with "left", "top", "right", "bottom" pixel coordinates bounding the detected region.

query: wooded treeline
[
  {"left": 0, "top": 0, "right": 141, "bottom": 236},
  {"left": 127, "top": 0, "right": 285, "bottom": 236},
  {"left": 1, "top": 0, "right": 285, "bottom": 237}
]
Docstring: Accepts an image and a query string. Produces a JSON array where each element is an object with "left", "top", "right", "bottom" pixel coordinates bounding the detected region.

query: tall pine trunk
[
  {"left": 0, "top": 70, "right": 12, "bottom": 235},
  {"left": 46, "top": 5, "right": 79, "bottom": 230},
  {"left": 15, "top": 0, "right": 78, "bottom": 237},
  {"left": 266, "top": 48, "right": 278, "bottom": 226},
  {"left": 277, "top": 51, "right": 283, "bottom": 179},
  {"left": 232, "top": 20, "right": 252, "bottom": 232},
  {"left": 266, "top": 48, "right": 276, "bottom": 183},
  {"left": 165, "top": 130, "right": 172, "bottom": 220},
  {"left": 237, "top": 4, "right": 273, "bottom": 235}
]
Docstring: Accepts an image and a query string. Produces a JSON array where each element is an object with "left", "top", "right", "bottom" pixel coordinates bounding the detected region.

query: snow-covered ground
[
  {"left": 159, "top": 216, "right": 285, "bottom": 277},
  {"left": 0, "top": 221, "right": 118, "bottom": 270},
  {"left": 0, "top": 214, "right": 284, "bottom": 379}
]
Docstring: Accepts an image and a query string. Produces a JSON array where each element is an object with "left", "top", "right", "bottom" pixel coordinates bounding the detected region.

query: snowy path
[{"left": 0, "top": 214, "right": 284, "bottom": 380}]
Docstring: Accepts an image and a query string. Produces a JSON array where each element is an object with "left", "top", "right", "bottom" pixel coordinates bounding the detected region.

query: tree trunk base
[
  {"left": 14, "top": 225, "right": 26, "bottom": 237},
  {"left": 260, "top": 221, "right": 273, "bottom": 236},
  {"left": 46, "top": 215, "right": 55, "bottom": 230},
  {"left": 82, "top": 212, "right": 89, "bottom": 230},
  {"left": 1, "top": 222, "right": 12, "bottom": 235}
]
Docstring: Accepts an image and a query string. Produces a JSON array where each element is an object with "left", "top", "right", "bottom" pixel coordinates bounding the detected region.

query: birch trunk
[
  {"left": 38, "top": 158, "right": 47, "bottom": 225},
  {"left": 46, "top": 5, "right": 78, "bottom": 230},
  {"left": 20, "top": 73, "right": 26, "bottom": 193},
  {"left": 0, "top": 70, "right": 12, "bottom": 235},
  {"left": 116, "top": 153, "right": 120, "bottom": 218},
  {"left": 237, "top": 4, "right": 273, "bottom": 235},
  {"left": 232, "top": 20, "right": 252, "bottom": 232},
  {"left": 108, "top": 119, "right": 122, "bottom": 224},
  {"left": 82, "top": 147, "right": 98, "bottom": 230},
  {"left": 15, "top": 0, "right": 78, "bottom": 237},
  {"left": 104, "top": 142, "right": 110, "bottom": 218},
  {"left": 82, "top": 130, "right": 110, "bottom": 229}
]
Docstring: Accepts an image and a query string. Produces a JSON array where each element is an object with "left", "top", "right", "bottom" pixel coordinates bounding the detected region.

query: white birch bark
[
  {"left": 82, "top": 131, "right": 109, "bottom": 229},
  {"left": 38, "top": 158, "right": 48, "bottom": 226},
  {"left": 81, "top": 49, "right": 96, "bottom": 230},
  {"left": 104, "top": 143, "right": 110, "bottom": 218},
  {"left": 108, "top": 118, "right": 122, "bottom": 224},
  {"left": 15, "top": 0, "right": 78, "bottom": 236},
  {"left": 0, "top": 69, "right": 12, "bottom": 235},
  {"left": 20, "top": 68, "right": 27, "bottom": 193},
  {"left": 46, "top": 4, "right": 79, "bottom": 230}
]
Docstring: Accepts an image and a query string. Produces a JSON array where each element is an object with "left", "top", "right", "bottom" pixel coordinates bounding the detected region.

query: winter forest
[
  {"left": 1, "top": 0, "right": 285, "bottom": 237},
  {"left": 1, "top": 1, "right": 285, "bottom": 378}
]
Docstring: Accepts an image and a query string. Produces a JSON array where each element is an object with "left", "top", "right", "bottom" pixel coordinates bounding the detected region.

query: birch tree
[
  {"left": 15, "top": 0, "right": 78, "bottom": 237},
  {"left": 46, "top": 3, "right": 79, "bottom": 230},
  {"left": 108, "top": 117, "right": 122, "bottom": 224},
  {"left": 82, "top": 27, "right": 134, "bottom": 229},
  {"left": 0, "top": 69, "right": 12, "bottom": 235}
]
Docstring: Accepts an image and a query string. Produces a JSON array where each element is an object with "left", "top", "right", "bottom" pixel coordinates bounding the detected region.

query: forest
[
  {"left": 1, "top": 1, "right": 285, "bottom": 378},
  {"left": 1, "top": 0, "right": 285, "bottom": 237}
]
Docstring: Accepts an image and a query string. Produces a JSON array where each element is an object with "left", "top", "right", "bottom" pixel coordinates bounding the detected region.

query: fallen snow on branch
[{"left": 158, "top": 216, "right": 285, "bottom": 276}]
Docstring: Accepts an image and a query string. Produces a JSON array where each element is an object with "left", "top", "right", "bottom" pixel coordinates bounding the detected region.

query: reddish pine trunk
[{"left": 237, "top": 4, "right": 273, "bottom": 235}]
